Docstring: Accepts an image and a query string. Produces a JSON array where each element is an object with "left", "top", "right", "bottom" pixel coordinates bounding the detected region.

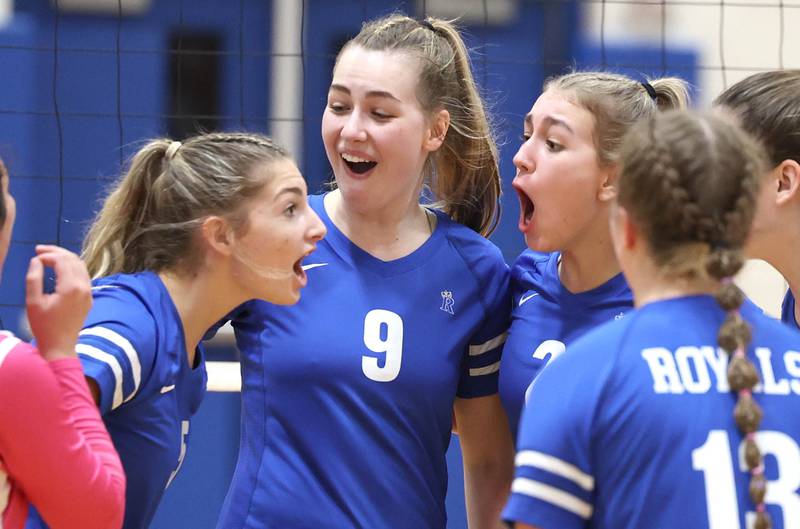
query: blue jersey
[
  {"left": 498, "top": 250, "right": 632, "bottom": 439},
  {"left": 28, "top": 271, "right": 208, "bottom": 529},
  {"left": 503, "top": 295, "right": 800, "bottom": 529},
  {"left": 782, "top": 289, "right": 797, "bottom": 330},
  {"left": 216, "top": 194, "right": 511, "bottom": 529}
]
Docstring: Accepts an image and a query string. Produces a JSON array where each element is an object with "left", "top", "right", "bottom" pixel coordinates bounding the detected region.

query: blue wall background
[{"left": 0, "top": 1, "right": 696, "bottom": 527}]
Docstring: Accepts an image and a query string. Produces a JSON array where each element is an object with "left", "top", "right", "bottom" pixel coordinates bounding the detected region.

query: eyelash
[{"left": 284, "top": 204, "right": 297, "bottom": 217}]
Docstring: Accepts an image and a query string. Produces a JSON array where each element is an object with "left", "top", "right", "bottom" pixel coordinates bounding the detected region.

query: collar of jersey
[
  {"left": 310, "top": 193, "right": 447, "bottom": 277},
  {"left": 544, "top": 251, "right": 632, "bottom": 308}
]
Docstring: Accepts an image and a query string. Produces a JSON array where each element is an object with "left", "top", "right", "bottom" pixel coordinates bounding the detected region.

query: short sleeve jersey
[
  {"left": 782, "top": 290, "right": 798, "bottom": 330},
  {"left": 498, "top": 250, "right": 633, "bottom": 439},
  {"left": 216, "top": 193, "right": 511, "bottom": 529},
  {"left": 28, "top": 271, "right": 207, "bottom": 529},
  {"left": 503, "top": 295, "right": 800, "bottom": 529}
]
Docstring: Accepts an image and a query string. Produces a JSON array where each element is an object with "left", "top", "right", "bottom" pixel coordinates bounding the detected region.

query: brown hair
[
  {"left": 82, "top": 132, "right": 289, "bottom": 278},
  {"left": 714, "top": 69, "right": 800, "bottom": 167},
  {"left": 342, "top": 14, "right": 501, "bottom": 236},
  {"left": 544, "top": 72, "right": 690, "bottom": 166},
  {"left": 618, "top": 110, "right": 770, "bottom": 529}
]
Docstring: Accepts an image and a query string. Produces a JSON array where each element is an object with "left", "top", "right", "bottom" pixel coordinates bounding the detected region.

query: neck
[
  {"left": 325, "top": 189, "right": 431, "bottom": 260},
  {"left": 559, "top": 230, "right": 621, "bottom": 294},
  {"left": 159, "top": 267, "right": 247, "bottom": 365},
  {"left": 624, "top": 254, "right": 718, "bottom": 308}
]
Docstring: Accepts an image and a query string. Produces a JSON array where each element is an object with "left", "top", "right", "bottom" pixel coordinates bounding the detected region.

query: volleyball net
[{"left": 0, "top": 0, "right": 797, "bottom": 385}]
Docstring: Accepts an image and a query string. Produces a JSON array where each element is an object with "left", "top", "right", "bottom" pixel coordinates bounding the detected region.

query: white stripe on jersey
[
  {"left": 76, "top": 343, "right": 126, "bottom": 410},
  {"left": 0, "top": 335, "right": 21, "bottom": 369},
  {"left": 469, "top": 361, "right": 500, "bottom": 377},
  {"left": 511, "top": 477, "right": 593, "bottom": 519},
  {"left": 0, "top": 465, "right": 8, "bottom": 528},
  {"left": 516, "top": 450, "right": 595, "bottom": 491},
  {"left": 468, "top": 332, "right": 507, "bottom": 356},
  {"left": 79, "top": 326, "right": 142, "bottom": 403}
]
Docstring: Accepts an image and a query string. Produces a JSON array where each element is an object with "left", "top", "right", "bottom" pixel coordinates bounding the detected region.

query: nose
[
  {"left": 340, "top": 110, "right": 367, "bottom": 142},
  {"left": 512, "top": 140, "right": 534, "bottom": 176},
  {"left": 307, "top": 208, "right": 327, "bottom": 243}
]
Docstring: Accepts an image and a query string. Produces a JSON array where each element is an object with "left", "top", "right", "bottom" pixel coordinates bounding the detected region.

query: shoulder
[
  {"left": 510, "top": 250, "right": 553, "bottom": 286},
  {"left": 439, "top": 215, "right": 507, "bottom": 272},
  {"left": 0, "top": 333, "right": 49, "bottom": 395}
]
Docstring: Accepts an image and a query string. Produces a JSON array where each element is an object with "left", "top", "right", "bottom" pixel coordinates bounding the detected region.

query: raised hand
[{"left": 26, "top": 245, "right": 92, "bottom": 360}]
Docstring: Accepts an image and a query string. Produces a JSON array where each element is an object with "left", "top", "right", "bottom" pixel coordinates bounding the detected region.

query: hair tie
[
  {"left": 641, "top": 81, "right": 657, "bottom": 101},
  {"left": 165, "top": 140, "right": 182, "bottom": 161},
  {"left": 419, "top": 19, "right": 436, "bottom": 32}
]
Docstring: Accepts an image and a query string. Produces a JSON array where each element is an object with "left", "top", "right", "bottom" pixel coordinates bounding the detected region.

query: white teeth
[{"left": 341, "top": 153, "right": 373, "bottom": 163}]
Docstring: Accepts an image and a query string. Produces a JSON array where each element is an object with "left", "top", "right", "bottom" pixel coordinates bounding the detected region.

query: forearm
[{"left": 463, "top": 450, "right": 514, "bottom": 529}]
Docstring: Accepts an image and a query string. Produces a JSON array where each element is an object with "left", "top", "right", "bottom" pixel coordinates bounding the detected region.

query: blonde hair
[
  {"left": 82, "top": 132, "right": 289, "bottom": 278},
  {"left": 545, "top": 72, "right": 690, "bottom": 166},
  {"left": 344, "top": 14, "right": 501, "bottom": 236}
]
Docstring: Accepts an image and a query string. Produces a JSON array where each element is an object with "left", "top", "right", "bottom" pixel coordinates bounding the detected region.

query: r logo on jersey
[{"left": 440, "top": 291, "right": 455, "bottom": 315}]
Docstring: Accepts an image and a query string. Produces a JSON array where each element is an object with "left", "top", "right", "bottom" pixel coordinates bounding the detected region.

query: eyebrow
[
  {"left": 329, "top": 84, "right": 401, "bottom": 103},
  {"left": 275, "top": 186, "right": 305, "bottom": 199},
  {"left": 523, "top": 113, "right": 575, "bottom": 135}
]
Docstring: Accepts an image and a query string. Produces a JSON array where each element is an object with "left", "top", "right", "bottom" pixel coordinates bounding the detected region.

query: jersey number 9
[{"left": 362, "top": 309, "right": 403, "bottom": 383}]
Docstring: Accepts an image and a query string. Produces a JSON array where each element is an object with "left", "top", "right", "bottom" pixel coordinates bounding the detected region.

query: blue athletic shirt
[
  {"left": 499, "top": 250, "right": 633, "bottom": 439},
  {"left": 782, "top": 289, "right": 798, "bottom": 330},
  {"left": 27, "top": 271, "right": 208, "bottom": 529},
  {"left": 503, "top": 295, "right": 800, "bottom": 529},
  {"left": 216, "top": 193, "right": 511, "bottom": 529}
]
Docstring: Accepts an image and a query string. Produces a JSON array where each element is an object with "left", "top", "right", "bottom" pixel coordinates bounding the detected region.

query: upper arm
[
  {"left": 458, "top": 248, "right": 512, "bottom": 399},
  {"left": 501, "top": 348, "right": 606, "bottom": 529},
  {"left": 77, "top": 288, "right": 158, "bottom": 413},
  {"left": 454, "top": 394, "right": 513, "bottom": 463}
]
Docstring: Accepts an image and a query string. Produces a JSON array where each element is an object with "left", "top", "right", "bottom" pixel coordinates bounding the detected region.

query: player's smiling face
[
  {"left": 230, "top": 159, "right": 325, "bottom": 305},
  {"left": 321, "top": 45, "right": 441, "bottom": 213},
  {"left": 512, "top": 89, "right": 614, "bottom": 253}
]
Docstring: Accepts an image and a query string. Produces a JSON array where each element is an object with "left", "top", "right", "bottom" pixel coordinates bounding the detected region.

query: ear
[
  {"left": 200, "top": 216, "right": 234, "bottom": 257},
  {"left": 597, "top": 164, "right": 619, "bottom": 203},
  {"left": 775, "top": 159, "right": 800, "bottom": 207},
  {"left": 423, "top": 109, "right": 450, "bottom": 152}
]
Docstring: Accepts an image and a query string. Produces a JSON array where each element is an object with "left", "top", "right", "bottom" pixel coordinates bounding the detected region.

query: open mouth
[
  {"left": 342, "top": 153, "right": 377, "bottom": 174},
  {"left": 517, "top": 188, "right": 534, "bottom": 226}
]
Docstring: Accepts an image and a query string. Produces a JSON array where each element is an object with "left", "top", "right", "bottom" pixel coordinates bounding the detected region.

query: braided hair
[
  {"left": 618, "top": 110, "right": 770, "bottom": 529},
  {"left": 82, "top": 132, "right": 290, "bottom": 278}
]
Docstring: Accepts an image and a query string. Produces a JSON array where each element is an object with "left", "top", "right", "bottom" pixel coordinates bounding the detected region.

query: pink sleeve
[{"left": 0, "top": 341, "right": 125, "bottom": 529}]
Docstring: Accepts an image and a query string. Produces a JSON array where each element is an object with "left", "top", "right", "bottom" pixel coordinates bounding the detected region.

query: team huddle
[{"left": 0, "top": 12, "right": 798, "bottom": 529}]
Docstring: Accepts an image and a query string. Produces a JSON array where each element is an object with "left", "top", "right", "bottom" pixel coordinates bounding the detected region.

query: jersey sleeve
[
  {"left": 77, "top": 285, "right": 158, "bottom": 414},
  {"left": 457, "top": 241, "right": 512, "bottom": 398},
  {"left": 502, "top": 336, "right": 614, "bottom": 529},
  {"left": 0, "top": 338, "right": 125, "bottom": 529}
]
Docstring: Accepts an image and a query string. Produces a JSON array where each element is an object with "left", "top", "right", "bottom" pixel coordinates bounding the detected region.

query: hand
[{"left": 26, "top": 245, "right": 92, "bottom": 360}]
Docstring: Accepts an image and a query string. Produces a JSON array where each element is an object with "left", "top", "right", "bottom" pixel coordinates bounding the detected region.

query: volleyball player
[
  {"left": 26, "top": 133, "right": 325, "bottom": 529},
  {"left": 0, "top": 159, "right": 125, "bottom": 529},
  {"left": 714, "top": 70, "right": 800, "bottom": 330},
  {"left": 504, "top": 110, "right": 799, "bottom": 529},
  {"left": 499, "top": 72, "right": 689, "bottom": 438},
  {"left": 214, "top": 14, "right": 513, "bottom": 529}
]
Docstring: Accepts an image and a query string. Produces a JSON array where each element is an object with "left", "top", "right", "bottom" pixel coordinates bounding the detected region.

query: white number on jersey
[
  {"left": 692, "top": 429, "right": 800, "bottom": 529},
  {"left": 362, "top": 309, "right": 403, "bottom": 382},
  {"left": 165, "top": 420, "right": 190, "bottom": 489},
  {"left": 524, "top": 340, "right": 567, "bottom": 403}
]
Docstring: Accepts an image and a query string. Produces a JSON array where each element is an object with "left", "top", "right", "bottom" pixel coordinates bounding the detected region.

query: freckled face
[
  {"left": 231, "top": 159, "right": 326, "bottom": 305},
  {"left": 512, "top": 90, "right": 611, "bottom": 253}
]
